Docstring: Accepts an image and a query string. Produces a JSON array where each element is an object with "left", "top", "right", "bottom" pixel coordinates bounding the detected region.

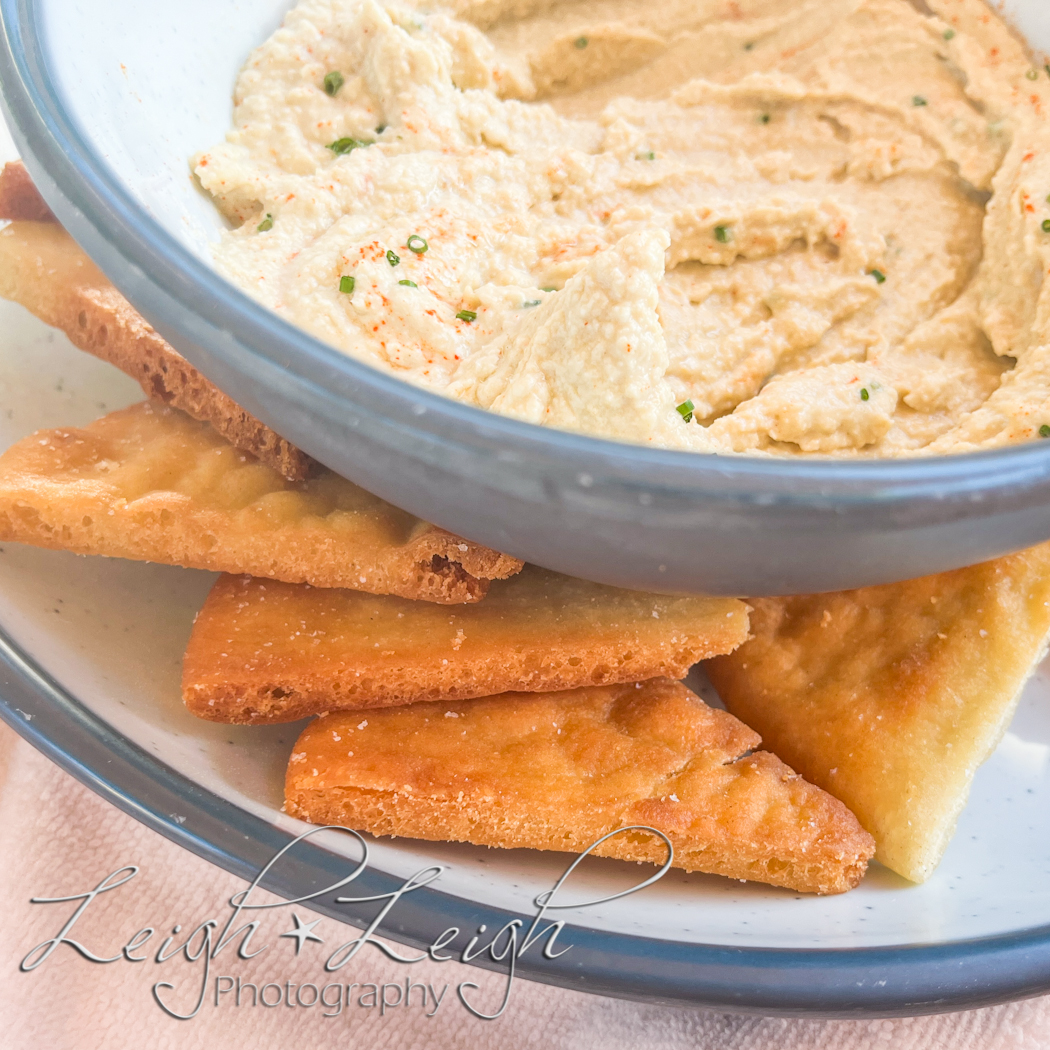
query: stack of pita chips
[{"left": 14, "top": 159, "right": 1045, "bottom": 895}]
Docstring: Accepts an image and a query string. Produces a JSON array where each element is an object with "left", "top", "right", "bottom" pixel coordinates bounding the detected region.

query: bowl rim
[{"left": 5, "top": 0, "right": 1050, "bottom": 514}]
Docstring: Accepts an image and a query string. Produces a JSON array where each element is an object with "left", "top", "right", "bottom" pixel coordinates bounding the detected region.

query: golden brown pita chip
[
  {"left": 183, "top": 568, "right": 749, "bottom": 724},
  {"left": 0, "top": 400, "right": 521, "bottom": 603},
  {"left": 0, "top": 161, "right": 56, "bottom": 222},
  {"left": 706, "top": 544, "right": 1050, "bottom": 883},
  {"left": 285, "top": 678, "right": 875, "bottom": 894},
  {"left": 0, "top": 217, "right": 310, "bottom": 480}
]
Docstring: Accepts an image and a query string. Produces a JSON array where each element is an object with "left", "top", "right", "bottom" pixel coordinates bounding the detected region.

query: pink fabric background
[{"left": 0, "top": 722, "right": 1046, "bottom": 1049}]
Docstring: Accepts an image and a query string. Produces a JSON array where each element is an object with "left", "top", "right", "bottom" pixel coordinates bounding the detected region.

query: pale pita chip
[
  {"left": 183, "top": 568, "right": 749, "bottom": 724},
  {"left": 0, "top": 400, "right": 521, "bottom": 603},
  {"left": 285, "top": 678, "right": 876, "bottom": 895},
  {"left": 706, "top": 544, "right": 1050, "bottom": 882},
  {"left": 0, "top": 215, "right": 311, "bottom": 480}
]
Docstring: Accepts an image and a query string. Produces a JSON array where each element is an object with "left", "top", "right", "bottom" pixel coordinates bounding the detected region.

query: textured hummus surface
[{"left": 195, "top": 0, "right": 1050, "bottom": 457}]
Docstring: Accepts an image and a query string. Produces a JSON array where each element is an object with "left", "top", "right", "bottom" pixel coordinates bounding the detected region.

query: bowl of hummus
[{"left": 4, "top": 0, "right": 1050, "bottom": 594}]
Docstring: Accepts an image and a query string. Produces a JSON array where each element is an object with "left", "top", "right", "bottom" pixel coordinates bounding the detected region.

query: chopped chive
[
  {"left": 759, "top": 113, "right": 771, "bottom": 124},
  {"left": 456, "top": 309, "right": 477, "bottom": 322},
  {"left": 860, "top": 387, "right": 870, "bottom": 401},
  {"left": 574, "top": 36, "right": 588, "bottom": 49},
  {"left": 541, "top": 286, "right": 557, "bottom": 292},
  {"left": 676, "top": 399, "right": 695, "bottom": 423},
  {"left": 256, "top": 213, "right": 273, "bottom": 232},
  {"left": 744, "top": 42, "right": 754, "bottom": 51},
  {"left": 323, "top": 71, "right": 345, "bottom": 97},
  {"left": 523, "top": 299, "right": 541, "bottom": 307},
  {"left": 1028, "top": 69, "right": 1041, "bottom": 81},
  {"left": 386, "top": 249, "right": 400, "bottom": 266},
  {"left": 407, "top": 234, "right": 428, "bottom": 254},
  {"left": 339, "top": 275, "right": 355, "bottom": 294},
  {"left": 912, "top": 95, "right": 927, "bottom": 107},
  {"left": 1042, "top": 220, "right": 1050, "bottom": 233},
  {"left": 398, "top": 279, "right": 417, "bottom": 287},
  {"left": 870, "top": 268, "right": 887, "bottom": 284},
  {"left": 714, "top": 225, "right": 730, "bottom": 243},
  {"left": 328, "top": 137, "right": 369, "bottom": 154},
  {"left": 640, "top": 150, "right": 656, "bottom": 160},
  {"left": 943, "top": 28, "right": 955, "bottom": 41},
  {"left": 1046, "top": 64, "right": 1050, "bottom": 79},
  {"left": 1041, "top": 424, "right": 1050, "bottom": 438},
  {"left": 376, "top": 124, "right": 387, "bottom": 134}
]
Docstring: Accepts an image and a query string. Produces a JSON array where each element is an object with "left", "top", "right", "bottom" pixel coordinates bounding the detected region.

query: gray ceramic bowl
[{"left": 4, "top": 0, "right": 1050, "bottom": 596}]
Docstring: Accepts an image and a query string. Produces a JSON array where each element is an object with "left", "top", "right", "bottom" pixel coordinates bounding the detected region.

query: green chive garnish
[
  {"left": 913, "top": 95, "right": 927, "bottom": 107},
  {"left": 1046, "top": 64, "right": 1050, "bottom": 79},
  {"left": 541, "top": 286, "right": 557, "bottom": 292},
  {"left": 387, "top": 249, "right": 400, "bottom": 266},
  {"left": 1028, "top": 69, "right": 1041, "bottom": 81},
  {"left": 407, "top": 234, "right": 428, "bottom": 254},
  {"left": 323, "top": 71, "right": 345, "bottom": 97},
  {"left": 523, "top": 299, "right": 541, "bottom": 307},
  {"left": 398, "top": 279, "right": 417, "bottom": 287},
  {"left": 376, "top": 124, "right": 387, "bottom": 134},
  {"left": 1042, "top": 220, "right": 1050, "bottom": 233},
  {"left": 339, "top": 275, "right": 355, "bottom": 294},
  {"left": 456, "top": 309, "right": 477, "bottom": 322},
  {"left": 943, "top": 28, "right": 955, "bottom": 41},
  {"left": 574, "top": 36, "right": 588, "bottom": 49},
  {"left": 860, "top": 388, "right": 870, "bottom": 401},
  {"left": 256, "top": 213, "right": 273, "bottom": 232},
  {"left": 870, "top": 269, "right": 887, "bottom": 284},
  {"left": 676, "top": 399, "right": 695, "bottom": 423},
  {"left": 744, "top": 42, "right": 754, "bottom": 51},
  {"left": 641, "top": 150, "right": 656, "bottom": 160},
  {"left": 328, "top": 137, "right": 368, "bottom": 155},
  {"left": 714, "top": 225, "right": 730, "bottom": 243},
  {"left": 1041, "top": 425, "right": 1050, "bottom": 438},
  {"left": 759, "top": 113, "right": 770, "bottom": 124}
]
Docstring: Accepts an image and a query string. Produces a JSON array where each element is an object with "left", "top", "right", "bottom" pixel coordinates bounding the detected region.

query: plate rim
[{"left": 3, "top": 621, "right": 1050, "bottom": 1018}]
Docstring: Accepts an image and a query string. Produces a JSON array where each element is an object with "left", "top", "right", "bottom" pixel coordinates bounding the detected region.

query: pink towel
[{"left": 0, "top": 721, "right": 1045, "bottom": 1049}]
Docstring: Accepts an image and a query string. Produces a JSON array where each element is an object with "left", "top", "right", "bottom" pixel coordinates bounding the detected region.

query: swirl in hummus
[{"left": 195, "top": 0, "right": 1050, "bottom": 457}]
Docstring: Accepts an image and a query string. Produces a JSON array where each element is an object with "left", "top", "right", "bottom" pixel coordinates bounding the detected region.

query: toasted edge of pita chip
[
  {"left": 285, "top": 678, "right": 875, "bottom": 894},
  {"left": 706, "top": 544, "right": 1050, "bottom": 883},
  {"left": 0, "top": 161, "right": 56, "bottom": 222},
  {"left": 0, "top": 400, "right": 522, "bottom": 603},
  {"left": 0, "top": 216, "right": 311, "bottom": 480},
  {"left": 183, "top": 567, "right": 749, "bottom": 723}
]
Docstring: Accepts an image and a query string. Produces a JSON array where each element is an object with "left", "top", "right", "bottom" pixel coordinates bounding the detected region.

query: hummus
[{"left": 195, "top": 0, "right": 1050, "bottom": 457}]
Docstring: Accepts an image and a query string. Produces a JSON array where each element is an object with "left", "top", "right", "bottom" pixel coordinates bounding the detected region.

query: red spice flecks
[{"left": 1023, "top": 151, "right": 1036, "bottom": 163}]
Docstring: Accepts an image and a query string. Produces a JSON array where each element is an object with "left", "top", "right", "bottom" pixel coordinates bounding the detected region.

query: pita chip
[
  {"left": 183, "top": 567, "right": 749, "bottom": 723},
  {"left": 706, "top": 544, "right": 1050, "bottom": 882},
  {"left": 0, "top": 212, "right": 311, "bottom": 480},
  {"left": 0, "top": 400, "right": 521, "bottom": 603},
  {"left": 285, "top": 678, "right": 875, "bottom": 895}
]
